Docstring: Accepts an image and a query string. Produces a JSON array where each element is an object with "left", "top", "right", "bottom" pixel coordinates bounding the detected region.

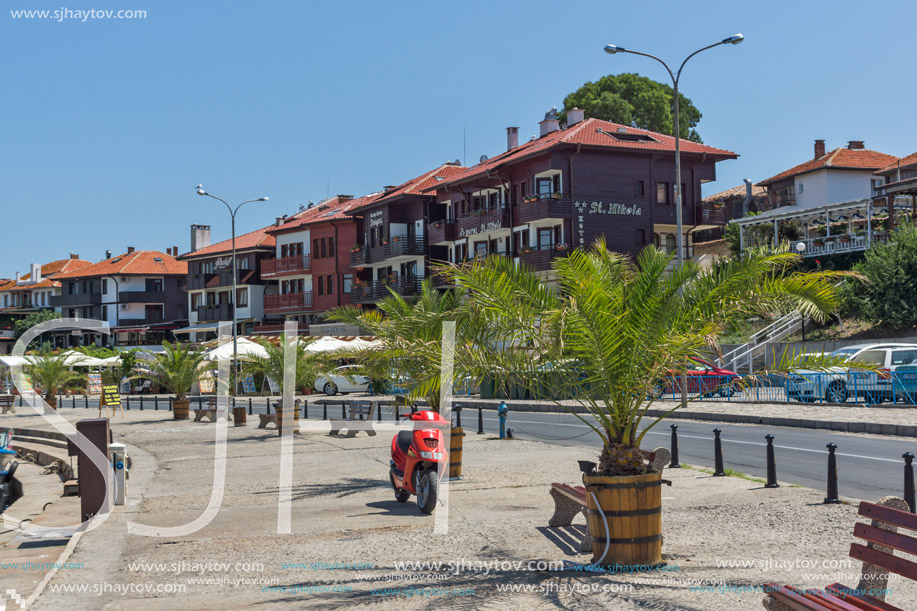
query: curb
[{"left": 377, "top": 400, "right": 917, "bottom": 439}]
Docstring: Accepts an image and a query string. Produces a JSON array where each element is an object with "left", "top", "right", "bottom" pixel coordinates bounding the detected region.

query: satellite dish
[{"left": 479, "top": 155, "right": 488, "bottom": 163}]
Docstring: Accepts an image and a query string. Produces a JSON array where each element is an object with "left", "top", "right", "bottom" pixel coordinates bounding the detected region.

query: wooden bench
[
  {"left": 329, "top": 401, "right": 376, "bottom": 438},
  {"left": 193, "top": 398, "right": 233, "bottom": 423},
  {"left": 548, "top": 447, "right": 672, "bottom": 552},
  {"left": 0, "top": 395, "right": 15, "bottom": 415},
  {"left": 763, "top": 496, "right": 915, "bottom": 611},
  {"left": 258, "top": 400, "right": 301, "bottom": 429}
]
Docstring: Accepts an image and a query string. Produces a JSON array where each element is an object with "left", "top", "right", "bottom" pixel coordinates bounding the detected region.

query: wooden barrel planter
[
  {"left": 173, "top": 399, "right": 190, "bottom": 420},
  {"left": 45, "top": 397, "right": 57, "bottom": 411},
  {"left": 583, "top": 470, "right": 663, "bottom": 567},
  {"left": 275, "top": 401, "right": 300, "bottom": 434},
  {"left": 233, "top": 406, "right": 247, "bottom": 427},
  {"left": 448, "top": 427, "right": 464, "bottom": 480}
]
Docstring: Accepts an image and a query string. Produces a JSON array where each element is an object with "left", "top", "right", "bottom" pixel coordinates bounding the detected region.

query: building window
[
  {"left": 343, "top": 274, "right": 352, "bottom": 294},
  {"left": 326, "top": 274, "right": 334, "bottom": 295},
  {"left": 313, "top": 239, "right": 320, "bottom": 258},
  {"left": 145, "top": 304, "right": 164, "bottom": 321},
  {"left": 191, "top": 293, "right": 201, "bottom": 309},
  {"left": 536, "top": 177, "right": 553, "bottom": 197},
  {"left": 681, "top": 183, "right": 687, "bottom": 205},
  {"left": 798, "top": 183, "right": 804, "bottom": 193},
  {"left": 238, "top": 256, "right": 250, "bottom": 270},
  {"left": 317, "top": 276, "right": 324, "bottom": 296},
  {"left": 236, "top": 288, "right": 248, "bottom": 307},
  {"left": 318, "top": 238, "right": 325, "bottom": 258},
  {"left": 102, "top": 279, "right": 108, "bottom": 294},
  {"left": 145, "top": 278, "right": 163, "bottom": 292},
  {"left": 328, "top": 237, "right": 335, "bottom": 254},
  {"left": 635, "top": 180, "right": 645, "bottom": 196},
  {"left": 656, "top": 182, "right": 670, "bottom": 204},
  {"left": 636, "top": 229, "right": 646, "bottom": 245},
  {"left": 101, "top": 305, "right": 108, "bottom": 320}
]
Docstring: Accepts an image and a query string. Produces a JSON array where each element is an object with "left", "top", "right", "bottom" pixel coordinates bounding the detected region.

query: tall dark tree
[{"left": 561, "top": 73, "right": 703, "bottom": 143}]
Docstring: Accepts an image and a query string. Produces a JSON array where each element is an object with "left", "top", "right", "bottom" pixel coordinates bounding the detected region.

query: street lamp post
[
  {"left": 196, "top": 186, "right": 269, "bottom": 395},
  {"left": 604, "top": 34, "right": 743, "bottom": 271}
]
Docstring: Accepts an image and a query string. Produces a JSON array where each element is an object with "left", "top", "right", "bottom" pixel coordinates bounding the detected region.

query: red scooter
[{"left": 389, "top": 409, "right": 449, "bottom": 514}]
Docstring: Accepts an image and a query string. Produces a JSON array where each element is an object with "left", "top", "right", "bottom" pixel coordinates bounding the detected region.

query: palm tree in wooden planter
[
  {"left": 28, "top": 347, "right": 84, "bottom": 410},
  {"left": 444, "top": 239, "right": 845, "bottom": 567},
  {"left": 139, "top": 342, "right": 212, "bottom": 420},
  {"left": 242, "top": 338, "right": 336, "bottom": 433}
]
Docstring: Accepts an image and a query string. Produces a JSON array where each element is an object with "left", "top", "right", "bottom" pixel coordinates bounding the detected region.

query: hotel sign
[
  {"left": 574, "top": 201, "right": 643, "bottom": 217},
  {"left": 214, "top": 256, "right": 233, "bottom": 270},
  {"left": 368, "top": 211, "right": 383, "bottom": 229},
  {"left": 459, "top": 220, "right": 502, "bottom": 238}
]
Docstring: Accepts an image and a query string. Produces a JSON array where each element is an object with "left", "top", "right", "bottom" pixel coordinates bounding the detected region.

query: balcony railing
[
  {"left": 264, "top": 291, "right": 313, "bottom": 314},
  {"left": 515, "top": 195, "right": 572, "bottom": 225},
  {"left": 50, "top": 293, "right": 102, "bottom": 307},
  {"left": 351, "top": 275, "right": 423, "bottom": 303},
  {"left": 427, "top": 220, "right": 457, "bottom": 244},
  {"left": 516, "top": 243, "right": 570, "bottom": 271},
  {"left": 457, "top": 207, "right": 510, "bottom": 237},
  {"left": 115, "top": 317, "right": 168, "bottom": 327},
  {"left": 695, "top": 202, "right": 728, "bottom": 226},
  {"left": 794, "top": 232, "right": 887, "bottom": 258},
  {"left": 262, "top": 254, "right": 311, "bottom": 277},
  {"left": 119, "top": 290, "right": 166, "bottom": 303},
  {"left": 196, "top": 303, "right": 233, "bottom": 321},
  {"left": 187, "top": 273, "right": 215, "bottom": 290}
]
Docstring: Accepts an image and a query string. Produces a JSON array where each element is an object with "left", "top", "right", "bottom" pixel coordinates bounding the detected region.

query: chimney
[
  {"left": 190, "top": 224, "right": 211, "bottom": 252},
  {"left": 106, "top": 250, "right": 112, "bottom": 259},
  {"left": 275, "top": 217, "right": 284, "bottom": 227},
  {"left": 567, "top": 108, "right": 585, "bottom": 126},
  {"left": 847, "top": 140, "right": 865, "bottom": 150},
  {"left": 814, "top": 139, "right": 826, "bottom": 159},
  {"left": 539, "top": 107, "right": 560, "bottom": 137},
  {"left": 69, "top": 252, "right": 79, "bottom": 260},
  {"left": 173, "top": 245, "right": 178, "bottom": 257},
  {"left": 30, "top": 264, "right": 41, "bottom": 283},
  {"left": 506, "top": 126, "right": 519, "bottom": 151},
  {"left": 127, "top": 246, "right": 135, "bottom": 254}
]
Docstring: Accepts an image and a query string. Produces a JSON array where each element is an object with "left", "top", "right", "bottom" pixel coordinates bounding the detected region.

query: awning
[
  {"left": 114, "top": 327, "right": 148, "bottom": 333},
  {"left": 173, "top": 322, "right": 221, "bottom": 334}
]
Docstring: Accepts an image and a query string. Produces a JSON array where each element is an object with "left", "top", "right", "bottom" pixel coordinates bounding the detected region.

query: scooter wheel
[
  {"left": 416, "top": 470, "right": 439, "bottom": 514},
  {"left": 390, "top": 472, "right": 410, "bottom": 503}
]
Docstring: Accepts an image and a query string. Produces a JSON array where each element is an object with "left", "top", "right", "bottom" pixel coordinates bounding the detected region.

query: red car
[{"left": 654, "top": 357, "right": 739, "bottom": 398}]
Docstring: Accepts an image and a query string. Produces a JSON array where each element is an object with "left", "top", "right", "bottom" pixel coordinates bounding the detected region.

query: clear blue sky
[{"left": 3, "top": 0, "right": 916, "bottom": 276}]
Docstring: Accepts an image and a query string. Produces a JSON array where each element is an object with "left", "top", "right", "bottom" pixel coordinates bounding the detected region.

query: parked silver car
[{"left": 786, "top": 343, "right": 917, "bottom": 403}]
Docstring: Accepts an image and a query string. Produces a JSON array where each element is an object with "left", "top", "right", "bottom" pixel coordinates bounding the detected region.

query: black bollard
[
  {"left": 765, "top": 434, "right": 779, "bottom": 488},
  {"left": 670, "top": 424, "right": 680, "bottom": 468},
  {"left": 713, "top": 428, "right": 725, "bottom": 476},
  {"left": 304, "top": 401, "right": 309, "bottom": 419},
  {"left": 155, "top": 396, "right": 159, "bottom": 410},
  {"left": 85, "top": 395, "right": 89, "bottom": 409},
  {"left": 322, "top": 402, "right": 328, "bottom": 420},
  {"left": 454, "top": 405, "right": 462, "bottom": 428},
  {"left": 248, "top": 398, "right": 253, "bottom": 415},
  {"left": 395, "top": 407, "right": 400, "bottom": 422},
  {"left": 477, "top": 407, "right": 484, "bottom": 435},
  {"left": 904, "top": 452, "right": 915, "bottom": 513},
  {"left": 825, "top": 443, "right": 840, "bottom": 504},
  {"left": 377, "top": 402, "right": 381, "bottom": 422},
  {"left": 169, "top": 397, "right": 173, "bottom": 412},
  {"left": 266, "top": 398, "right": 271, "bottom": 414},
  {"left": 341, "top": 403, "right": 346, "bottom": 419},
  {"left": 140, "top": 396, "right": 144, "bottom": 410}
]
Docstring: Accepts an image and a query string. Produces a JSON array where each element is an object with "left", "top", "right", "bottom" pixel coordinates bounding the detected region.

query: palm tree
[
  {"left": 445, "top": 239, "right": 849, "bottom": 475},
  {"left": 241, "top": 338, "right": 335, "bottom": 398},
  {"left": 28, "top": 347, "right": 84, "bottom": 407},
  {"left": 138, "top": 342, "right": 212, "bottom": 419},
  {"left": 328, "top": 279, "right": 465, "bottom": 412}
]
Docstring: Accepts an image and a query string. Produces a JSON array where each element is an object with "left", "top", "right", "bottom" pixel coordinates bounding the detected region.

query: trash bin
[{"left": 233, "top": 406, "right": 247, "bottom": 427}]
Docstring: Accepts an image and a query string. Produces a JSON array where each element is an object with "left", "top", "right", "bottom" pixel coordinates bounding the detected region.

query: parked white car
[
  {"left": 786, "top": 343, "right": 917, "bottom": 403},
  {"left": 315, "top": 365, "right": 370, "bottom": 396}
]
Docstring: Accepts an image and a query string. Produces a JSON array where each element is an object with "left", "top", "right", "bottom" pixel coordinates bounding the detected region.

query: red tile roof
[
  {"left": 268, "top": 193, "right": 382, "bottom": 234},
  {"left": 702, "top": 183, "right": 766, "bottom": 203},
  {"left": 54, "top": 251, "right": 187, "bottom": 278},
  {"left": 179, "top": 226, "right": 276, "bottom": 258},
  {"left": 0, "top": 258, "right": 94, "bottom": 292},
  {"left": 435, "top": 118, "right": 736, "bottom": 189},
  {"left": 877, "top": 152, "right": 917, "bottom": 175},
  {"left": 759, "top": 147, "right": 898, "bottom": 186}
]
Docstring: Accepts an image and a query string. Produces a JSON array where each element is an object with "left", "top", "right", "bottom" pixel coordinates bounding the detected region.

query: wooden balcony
[
  {"left": 427, "top": 220, "right": 457, "bottom": 244},
  {"left": 264, "top": 291, "right": 313, "bottom": 314},
  {"left": 196, "top": 303, "right": 233, "bottom": 321},
  {"left": 262, "top": 254, "right": 311, "bottom": 277},
  {"left": 351, "top": 275, "right": 423, "bottom": 304},
  {"left": 515, "top": 195, "right": 572, "bottom": 225},
  {"left": 457, "top": 208, "right": 510, "bottom": 238},
  {"left": 517, "top": 244, "right": 570, "bottom": 272}
]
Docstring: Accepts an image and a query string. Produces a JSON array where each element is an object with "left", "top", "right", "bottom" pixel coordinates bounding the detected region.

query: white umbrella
[
  {"left": 302, "top": 336, "right": 352, "bottom": 354},
  {"left": 204, "top": 337, "right": 269, "bottom": 361}
]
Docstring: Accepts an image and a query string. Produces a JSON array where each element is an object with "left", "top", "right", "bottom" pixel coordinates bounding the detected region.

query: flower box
[
  {"left": 519, "top": 247, "right": 534, "bottom": 255},
  {"left": 552, "top": 192, "right": 564, "bottom": 200}
]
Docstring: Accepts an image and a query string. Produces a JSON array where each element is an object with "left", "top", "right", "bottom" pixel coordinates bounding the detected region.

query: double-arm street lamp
[
  {"left": 604, "top": 34, "right": 743, "bottom": 271},
  {"left": 196, "top": 186, "right": 270, "bottom": 395}
]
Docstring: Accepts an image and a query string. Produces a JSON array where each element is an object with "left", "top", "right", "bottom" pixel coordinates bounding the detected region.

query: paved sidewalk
[{"left": 5, "top": 408, "right": 915, "bottom": 610}]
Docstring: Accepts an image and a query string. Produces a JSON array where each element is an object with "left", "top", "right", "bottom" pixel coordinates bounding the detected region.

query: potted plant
[
  {"left": 552, "top": 192, "right": 564, "bottom": 200},
  {"left": 28, "top": 347, "right": 84, "bottom": 411},
  {"left": 242, "top": 339, "right": 335, "bottom": 433},
  {"left": 382, "top": 239, "right": 390, "bottom": 246},
  {"left": 554, "top": 243, "right": 569, "bottom": 252},
  {"left": 138, "top": 341, "right": 212, "bottom": 420},
  {"left": 350, "top": 244, "right": 362, "bottom": 253},
  {"left": 813, "top": 239, "right": 825, "bottom": 247},
  {"left": 446, "top": 239, "right": 844, "bottom": 567},
  {"left": 839, "top": 235, "right": 851, "bottom": 243},
  {"left": 519, "top": 245, "right": 534, "bottom": 254},
  {"left": 431, "top": 221, "right": 444, "bottom": 230}
]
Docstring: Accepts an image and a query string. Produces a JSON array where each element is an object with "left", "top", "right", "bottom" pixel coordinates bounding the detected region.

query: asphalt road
[{"left": 477, "top": 410, "right": 917, "bottom": 503}]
